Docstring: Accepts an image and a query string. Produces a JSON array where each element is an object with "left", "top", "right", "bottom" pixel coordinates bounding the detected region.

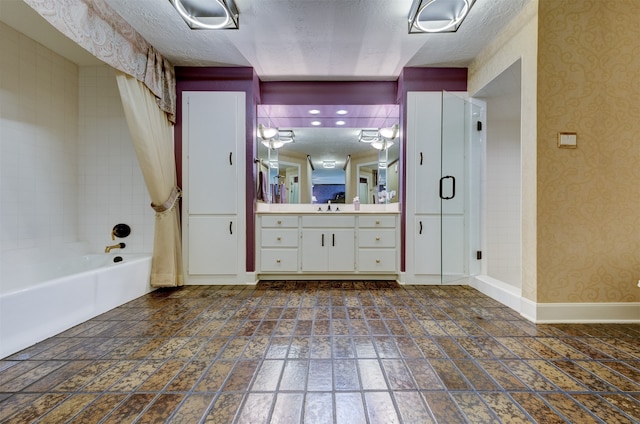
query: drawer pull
[
  {"left": 376, "top": 220, "right": 380, "bottom": 224},
  {"left": 276, "top": 259, "right": 281, "bottom": 263},
  {"left": 375, "top": 236, "right": 380, "bottom": 241},
  {"left": 277, "top": 237, "right": 281, "bottom": 241},
  {"left": 376, "top": 259, "right": 381, "bottom": 264},
  {"left": 277, "top": 220, "right": 282, "bottom": 224}
]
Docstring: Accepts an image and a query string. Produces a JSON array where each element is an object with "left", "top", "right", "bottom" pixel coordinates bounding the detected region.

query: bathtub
[{"left": 0, "top": 253, "right": 153, "bottom": 359}]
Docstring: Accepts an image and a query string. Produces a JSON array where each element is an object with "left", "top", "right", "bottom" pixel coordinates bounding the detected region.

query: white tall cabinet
[
  {"left": 405, "top": 91, "right": 468, "bottom": 284},
  {"left": 182, "top": 91, "right": 246, "bottom": 283}
]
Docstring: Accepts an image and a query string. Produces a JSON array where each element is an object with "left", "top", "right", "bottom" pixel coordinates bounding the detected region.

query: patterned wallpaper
[{"left": 537, "top": 0, "right": 640, "bottom": 302}]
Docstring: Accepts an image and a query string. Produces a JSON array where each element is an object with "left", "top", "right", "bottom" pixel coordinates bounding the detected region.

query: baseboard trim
[
  {"left": 534, "top": 302, "right": 640, "bottom": 323},
  {"left": 469, "top": 275, "right": 522, "bottom": 312}
]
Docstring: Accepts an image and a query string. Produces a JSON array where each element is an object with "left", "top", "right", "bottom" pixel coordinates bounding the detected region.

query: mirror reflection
[{"left": 257, "top": 105, "right": 400, "bottom": 205}]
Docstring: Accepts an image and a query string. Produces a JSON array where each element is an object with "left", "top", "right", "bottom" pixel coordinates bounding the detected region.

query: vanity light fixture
[
  {"left": 336, "top": 109, "right": 348, "bottom": 115},
  {"left": 408, "top": 0, "right": 475, "bottom": 33},
  {"left": 359, "top": 129, "right": 379, "bottom": 143},
  {"left": 311, "top": 121, "right": 322, "bottom": 126},
  {"left": 336, "top": 120, "right": 346, "bottom": 126},
  {"left": 277, "top": 129, "right": 295, "bottom": 144},
  {"left": 371, "top": 139, "right": 394, "bottom": 150},
  {"left": 262, "top": 139, "right": 284, "bottom": 149},
  {"left": 308, "top": 109, "right": 320, "bottom": 115},
  {"left": 259, "top": 124, "right": 278, "bottom": 140},
  {"left": 170, "top": 0, "right": 239, "bottom": 30},
  {"left": 322, "top": 160, "right": 336, "bottom": 169},
  {"left": 379, "top": 124, "right": 399, "bottom": 140}
]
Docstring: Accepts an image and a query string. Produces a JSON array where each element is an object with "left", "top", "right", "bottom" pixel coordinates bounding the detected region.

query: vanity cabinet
[
  {"left": 301, "top": 216, "right": 356, "bottom": 272},
  {"left": 358, "top": 215, "right": 397, "bottom": 272},
  {"left": 256, "top": 212, "right": 399, "bottom": 279},
  {"left": 182, "top": 91, "right": 246, "bottom": 283},
  {"left": 259, "top": 215, "right": 299, "bottom": 272}
]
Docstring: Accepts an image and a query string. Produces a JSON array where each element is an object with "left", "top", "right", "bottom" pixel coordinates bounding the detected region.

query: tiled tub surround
[{"left": 0, "top": 283, "right": 638, "bottom": 423}]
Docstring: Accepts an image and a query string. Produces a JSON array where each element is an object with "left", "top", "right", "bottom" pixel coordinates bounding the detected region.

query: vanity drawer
[
  {"left": 359, "top": 215, "right": 396, "bottom": 228},
  {"left": 261, "top": 215, "right": 298, "bottom": 228},
  {"left": 358, "top": 229, "right": 396, "bottom": 248},
  {"left": 261, "top": 229, "right": 299, "bottom": 247},
  {"left": 358, "top": 250, "right": 397, "bottom": 272},
  {"left": 260, "top": 249, "right": 298, "bottom": 272},
  {"left": 302, "top": 215, "right": 355, "bottom": 228}
]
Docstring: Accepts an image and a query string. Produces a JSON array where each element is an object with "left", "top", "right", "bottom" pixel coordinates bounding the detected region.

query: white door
[
  {"left": 327, "top": 229, "right": 356, "bottom": 272},
  {"left": 301, "top": 229, "right": 329, "bottom": 271}
]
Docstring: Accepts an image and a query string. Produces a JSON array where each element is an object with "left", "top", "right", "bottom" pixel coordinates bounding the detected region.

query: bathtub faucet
[{"left": 105, "top": 242, "right": 126, "bottom": 253}]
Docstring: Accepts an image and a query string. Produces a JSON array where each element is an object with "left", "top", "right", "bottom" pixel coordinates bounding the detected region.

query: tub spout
[{"left": 105, "top": 242, "right": 125, "bottom": 253}]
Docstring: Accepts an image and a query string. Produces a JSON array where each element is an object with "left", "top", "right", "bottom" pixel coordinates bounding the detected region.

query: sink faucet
[
  {"left": 105, "top": 242, "right": 125, "bottom": 253},
  {"left": 327, "top": 201, "right": 331, "bottom": 211}
]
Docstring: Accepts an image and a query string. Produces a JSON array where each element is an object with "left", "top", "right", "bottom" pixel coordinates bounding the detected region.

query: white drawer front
[
  {"left": 359, "top": 229, "right": 396, "bottom": 248},
  {"left": 359, "top": 215, "right": 396, "bottom": 228},
  {"left": 261, "top": 215, "right": 298, "bottom": 228},
  {"left": 358, "top": 250, "right": 397, "bottom": 272},
  {"left": 261, "top": 229, "right": 299, "bottom": 247},
  {"left": 261, "top": 249, "right": 298, "bottom": 272},
  {"left": 302, "top": 215, "right": 355, "bottom": 228}
]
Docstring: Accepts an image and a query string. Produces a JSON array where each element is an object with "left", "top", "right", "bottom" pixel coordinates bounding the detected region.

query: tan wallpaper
[{"left": 537, "top": 0, "right": 640, "bottom": 303}]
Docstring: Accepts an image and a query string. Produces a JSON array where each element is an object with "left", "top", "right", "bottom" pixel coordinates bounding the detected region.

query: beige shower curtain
[{"left": 116, "top": 71, "right": 183, "bottom": 287}]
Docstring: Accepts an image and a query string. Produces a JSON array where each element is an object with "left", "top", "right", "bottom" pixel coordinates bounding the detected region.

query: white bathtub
[{"left": 0, "top": 253, "right": 153, "bottom": 359}]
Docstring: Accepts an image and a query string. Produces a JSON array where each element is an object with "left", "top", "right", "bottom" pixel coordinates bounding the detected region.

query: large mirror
[{"left": 257, "top": 105, "right": 400, "bottom": 205}]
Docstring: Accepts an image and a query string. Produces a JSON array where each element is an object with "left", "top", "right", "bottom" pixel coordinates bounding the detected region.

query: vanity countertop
[{"left": 255, "top": 203, "right": 400, "bottom": 214}]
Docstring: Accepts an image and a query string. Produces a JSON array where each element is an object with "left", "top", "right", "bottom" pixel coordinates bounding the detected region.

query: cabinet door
[
  {"left": 301, "top": 229, "right": 329, "bottom": 271},
  {"left": 409, "top": 92, "right": 442, "bottom": 215},
  {"left": 185, "top": 91, "right": 244, "bottom": 215},
  {"left": 414, "top": 215, "right": 440, "bottom": 276},
  {"left": 188, "top": 216, "right": 238, "bottom": 275},
  {"left": 327, "top": 229, "right": 355, "bottom": 272}
]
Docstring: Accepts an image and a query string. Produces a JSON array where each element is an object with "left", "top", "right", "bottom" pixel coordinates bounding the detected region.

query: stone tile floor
[{"left": 0, "top": 282, "right": 639, "bottom": 423}]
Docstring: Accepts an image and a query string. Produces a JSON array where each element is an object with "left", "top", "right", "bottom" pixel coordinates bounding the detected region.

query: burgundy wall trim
[
  {"left": 175, "top": 66, "right": 468, "bottom": 277},
  {"left": 175, "top": 67, "right": 259, "bottom": 273},
  {"left": 261, "top": 81, "right": 398, "bottom": 105}
]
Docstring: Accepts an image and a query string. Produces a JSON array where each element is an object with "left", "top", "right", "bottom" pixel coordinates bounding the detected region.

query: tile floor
[{"left": 1, "top": 282, "right": 639, "bottom": 423}]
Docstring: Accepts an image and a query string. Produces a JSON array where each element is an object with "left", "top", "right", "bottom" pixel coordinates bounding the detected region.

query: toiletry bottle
[{"left": 353, "top": 196, "right": 360, "bottom": 211}]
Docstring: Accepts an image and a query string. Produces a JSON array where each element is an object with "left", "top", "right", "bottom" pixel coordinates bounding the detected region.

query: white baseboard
[
  {"left": 534, "top": 302, "right": 640, "bottom": 323},
  {"left": 470, "top": 275, "right": 640, "bottom": 323}
]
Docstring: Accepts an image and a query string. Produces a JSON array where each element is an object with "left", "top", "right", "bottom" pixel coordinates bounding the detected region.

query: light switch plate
[{"left": 558, "top": 132, "right": 577, "bottom": 149}]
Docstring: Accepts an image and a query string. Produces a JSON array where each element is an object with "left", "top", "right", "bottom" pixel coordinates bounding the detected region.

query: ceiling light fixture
[
  {"left": 336, "top": 121, "right": 346, "bottom": 126},
  {"left": 170, "top": 0, "right": 239, "bottom": 30},
  {"left": 311, "top": 121, "right": 322, "bottom": 126},
  {"left": 336, "top": 110, "right": 348, "bottom": 115},
  {"left": 322, "top": 160, "right": 336, "bottom": 169},
  {"left": 408, "top": 0, "right": 475, "bottom": 33},
  {"left": 308, "top": 109, "right": 320, "bottom": 115}
]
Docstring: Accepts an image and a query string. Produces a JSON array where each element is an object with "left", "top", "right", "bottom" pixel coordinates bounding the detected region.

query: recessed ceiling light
[
  {"left": 311, "top": 121, "right": 321, "bottom": 126},
  {"left": 336, "top": 121, "right": 346, "bottom": 126},
  {"left": 336, "top": 109, "right": 348, "bottom": 115},
  {"left": 309, "top": 109, "right": 320, "bottom": 115}
]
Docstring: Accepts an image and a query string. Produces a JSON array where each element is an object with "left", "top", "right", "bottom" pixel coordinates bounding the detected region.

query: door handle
[
  {"left": 420, "top": 152, "right": 423, "bottom": 165},
  {"left": 332, "top": 233, "right": 335, "bottom": 246},
  {"left": 439, "top": 175, "right": 455, "bottom": 200},
  {"left": 229, "top": 221, "right": 233, "bottom": 234},
  {"left": 229, "top": 152, "right": 233, "bottom": 165},
  {"left": 321, "top": 234, "right": 324, "bottom": 247},
  {"left": 419, "top": 221, "right": 423, "bottom": 235}
]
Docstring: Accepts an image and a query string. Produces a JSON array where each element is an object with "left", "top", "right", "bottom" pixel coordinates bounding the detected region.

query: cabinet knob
[
  {"left": 376, "top": 259, "right": 381, "bottom": 264},
  {"left": 276, "top": 259, "right": 281, "bottom": 263},
  {"left": 376, "top": 220, "right": 380, "bottom": 224},
  {"left": 375, "top": 236, "right": 380, "bottom": 241},
  {"left": 277, "top": 237, "right": 281, "bottom": 241},
  {"left": 277, "top": 220, "right": 282, "bottom": 224}
]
